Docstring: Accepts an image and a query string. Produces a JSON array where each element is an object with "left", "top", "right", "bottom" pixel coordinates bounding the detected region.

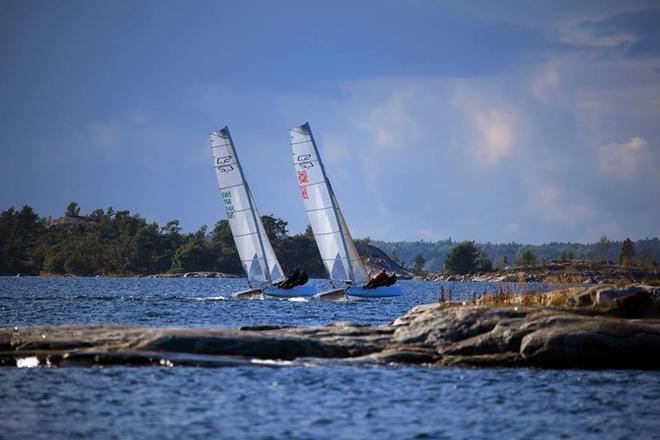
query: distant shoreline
[{"left": 426, "top": 259, "right": 659, "bottom": 285}]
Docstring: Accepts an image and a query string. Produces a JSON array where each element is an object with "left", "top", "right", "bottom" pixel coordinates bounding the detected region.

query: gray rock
[
  {"left": 569, "top": 289, "right": 595, "bottom": 307},
  {"left": 594, "top": 285, "right": 648, "bottom": 306},
  {"left": 3, "top": 288, "right": 660, "bottom": 369}
]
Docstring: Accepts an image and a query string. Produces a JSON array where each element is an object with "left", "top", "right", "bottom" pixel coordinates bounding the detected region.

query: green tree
[
  {"left": 354, "top": 237, "right": 372, "bottom": 246},
  {"left": 162, "top": 220, "right": 182, "bottom": 235},
  {"left": 445, "top": 241, "right": 479, "bottom": 274},
  {"left": 597, "top": 235, "right": 610, "bottom": 262},
  {"left": 0, "top": 205, "right": 44, "bottom": 275},
  {"left": 261, "top": 215, "right": 288, "bottom": 243},
  {"left": 495, "top": 255, "right": 508, "bottom": 270},
  {"left": 209, "top": 219, "right": 242, "bottom": 274},
  {"left": 560, "top": 250, "right": 574, "bottom": 260},
  {"left": 478, "top": 251, "right": 493, "bottom": 272},
  {"left": 413, "top": 253, "right": 426, "bottom": 272},
  {"left": 171, "top": 239, "right": 213, "bottom": 273},
  {"left": 276, "top": 230, "right": 325, "bottom": 278},
  {"left": 390, "top": 249, "right": 400, "bottom": 264},
  {"left": 619, "top": 238, "right": 635, "bottom": 266},
  {"left": 639, "top": 248, "right": 654, "bottom": 270},
  {"left": 65, "top": 202, "right": 80, "bottom": 217},
  {"left": 127, "top": 223, "right": 161, "bottom": 273},
  {"left": 516, "top": 249, "right": 536, "bottom": 267}
]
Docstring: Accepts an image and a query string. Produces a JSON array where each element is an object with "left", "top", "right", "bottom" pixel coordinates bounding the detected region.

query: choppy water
[
  {"left": 1, "top": 277, "right": 659, "bottom": 440},
  {"left": 0, "top": 277, "right": 549, "bottom": 327}
]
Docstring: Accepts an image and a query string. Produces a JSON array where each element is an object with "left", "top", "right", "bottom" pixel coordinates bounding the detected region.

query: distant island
[{"left": 1, "top": 202, "right": 658, "bottom": 283}]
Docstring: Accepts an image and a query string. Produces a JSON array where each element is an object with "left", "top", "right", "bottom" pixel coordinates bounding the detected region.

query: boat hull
[
  {"left": 263, "top": 285, "right": 318, "bottom": 298},
  {"left": 230, "top": 288, "right": 263, "bottom": 299},
  {"left": 347, "top": 285, "right": 403, "bottom": 298},
  {"left": 313, "top": 288, "right": 347, "bottom": 301}
]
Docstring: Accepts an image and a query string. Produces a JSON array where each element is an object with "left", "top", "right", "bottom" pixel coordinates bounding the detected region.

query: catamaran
[
  {"left": 289, "top": 123, "right": 403, "bottom": 299},
  {"left": 211, "top": 127, "right": 317, "bottom": 299}
]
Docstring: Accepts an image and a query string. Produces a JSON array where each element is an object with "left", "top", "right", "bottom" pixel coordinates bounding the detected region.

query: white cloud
[
  {"left": 532, "top": 64, "right": 560, "bottom": 102},
  {"left": 474, "top": 108, "right": 516, "bottom": 164},
  {"left": 452, "top": 89, "right": 518, "bottom": 165},
  {"left": 598, "top": 136, "right": 651, "bottom": 178},
  {"left": 356, "top": 91, "right": 420, "bottom": 151},
  {"left": 560, "top": 24, "right": 638, "bottom": 48},
  {"left": 276, "top": 44, "right": 659, "bottom": 241},
  {"left": 530, "top": 184, "right": 600, "bottom": 230}
]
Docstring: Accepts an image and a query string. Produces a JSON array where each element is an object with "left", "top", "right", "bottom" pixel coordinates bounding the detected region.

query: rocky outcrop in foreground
[{"left": 2, "top": 286, "right": 659, "bottom": 369}]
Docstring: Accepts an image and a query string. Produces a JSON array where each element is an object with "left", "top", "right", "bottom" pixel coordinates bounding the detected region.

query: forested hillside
[
  {"left": 0, "top": 203, "right": 324, "bottom": 277},
  {"left": 2, "top": 203, "right": 658, "bottom": 276},
  {"left": 374, "top": 238, "right": 660, "bottom": 272}
]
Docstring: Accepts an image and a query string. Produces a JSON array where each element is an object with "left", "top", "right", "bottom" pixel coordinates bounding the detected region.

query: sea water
[{"left": 1, "top": 277, "right": 659, "bottom": 439}]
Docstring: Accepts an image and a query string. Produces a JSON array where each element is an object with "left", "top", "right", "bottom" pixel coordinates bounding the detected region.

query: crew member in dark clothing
[
  {"left": 277, "top": 267, "right": 307, "bottom": 289},
  {"left": 296, "top": 271, "right": 308, "bottom": 287},
  {"left": 385, "top": 273, "right": 397, "bottom": 286},
  {"left": 366, "top": 270, "right": 388, "bottom": 289}
]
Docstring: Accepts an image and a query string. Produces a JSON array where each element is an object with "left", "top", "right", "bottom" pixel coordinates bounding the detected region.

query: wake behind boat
[
  {"left": 210, "top": 127, "right": 317, "bottom": 299},
  {"left": 289, "top": 123, "right": 403, "bottom": 300}
]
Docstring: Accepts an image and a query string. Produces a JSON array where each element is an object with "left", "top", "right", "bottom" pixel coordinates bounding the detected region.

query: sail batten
[
  {"left": 211, "top": 127, "right": 285, "bottom": 285},
  {"left": 289, "top": 123, "right": 369, "bottom": 285}
]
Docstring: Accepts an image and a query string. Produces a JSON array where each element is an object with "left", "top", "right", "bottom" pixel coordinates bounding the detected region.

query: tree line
[
  {"left": 439, "top": 238, "right": 653, "bottom": 275},
  {"left": 0, "top": 203, "right": 325, "bottom": 277},
  {"left": 2, "top": 203, "right": 657, "bottom": 277},
  {"left": 375, "top": 235, "right": 660, "bottom": 272}
]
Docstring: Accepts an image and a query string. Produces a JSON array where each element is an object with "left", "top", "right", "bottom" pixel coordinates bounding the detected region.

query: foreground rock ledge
[{"left": 2, "top": 300, "right": 660, "bottom": 370}]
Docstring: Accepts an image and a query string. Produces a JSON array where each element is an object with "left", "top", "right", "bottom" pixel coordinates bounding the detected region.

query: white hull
[
  {"left": 230, "top": 288, "right": 263, "bottom": 299},
  {"left": 313, "top": 285, "right": 403, "bottom": 300},
  {"left": 347, "top": 285, "right": 402, "bottom": 298},
  {"left": 313, "top": 288, "right": 347, "bottom": 301},
  {"left": 263, "top": 285, "right": 318, "bottom": 298}
]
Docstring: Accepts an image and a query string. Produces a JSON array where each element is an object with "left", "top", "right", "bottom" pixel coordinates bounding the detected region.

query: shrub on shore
[{"left": 444, "top": 241, "right": 480, "bottom": 274}]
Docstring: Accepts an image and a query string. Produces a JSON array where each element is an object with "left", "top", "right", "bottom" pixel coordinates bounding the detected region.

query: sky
[{"left": 1, "top": 0, "right": 659, "bottom": 244}]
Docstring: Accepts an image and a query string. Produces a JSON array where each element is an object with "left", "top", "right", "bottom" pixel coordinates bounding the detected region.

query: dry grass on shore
[
  {"left": 478, "top": 287, "right": 575, "bottom": 307},
  {"left": 437, "top": 285, "right": 576, "bottom": 308}
]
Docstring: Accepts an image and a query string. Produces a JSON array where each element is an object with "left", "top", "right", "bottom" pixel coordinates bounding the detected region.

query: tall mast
[
  {"left": 304, "top": 122, "right": 355, "bottom": 284},
  {"left": 223, "top": 127, "right": 271, "bottom": 285}
]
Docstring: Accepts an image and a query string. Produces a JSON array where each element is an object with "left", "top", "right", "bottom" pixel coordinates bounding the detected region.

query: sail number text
[{"left": 221, "top": 191, "right": 235, "bottom": 219}]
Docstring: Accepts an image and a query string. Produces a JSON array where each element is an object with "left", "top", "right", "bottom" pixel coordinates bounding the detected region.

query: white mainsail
[
  {"left": 289, "top": 123, "right": 368, "bottom": 285},
  {"left": 210, "top": 127, "right": 284, "bottom": 285}
]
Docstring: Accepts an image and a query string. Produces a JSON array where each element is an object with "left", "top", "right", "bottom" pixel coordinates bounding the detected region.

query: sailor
[
  {"left": 278, "top": 267, "right": 302, "bottom": 289},
  {"left": 366, "top": 270, "right": 388, "bottom": 289},
  {"left": 294, "top": 270, "right": 308, "bottom": 287},
  {"left": 385, "top": 273, "right": 397, "bottom": 286}
]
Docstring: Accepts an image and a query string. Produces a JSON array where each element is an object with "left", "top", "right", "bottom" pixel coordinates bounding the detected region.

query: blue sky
[{"left": 1, "top": 0, "right": 659, "bottom": 244}]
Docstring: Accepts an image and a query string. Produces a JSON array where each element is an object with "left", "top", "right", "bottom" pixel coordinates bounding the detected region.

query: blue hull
[
  {"left": 347, "top": 285, "right": 403, "bottom": 298},
  {"left": 263, "top": 285, "right": 318, "bottom": 298}
]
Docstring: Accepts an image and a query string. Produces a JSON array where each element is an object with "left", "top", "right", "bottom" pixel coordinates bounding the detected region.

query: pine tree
[
  {"left": 413, "top": 254, "right": 426, "bottom": 272},
  {"left": 445, "top": 241, "right": 479, "bottom": 274},
  {"left": 619, "top": 238, "right": 635, "bottom": 266},
  {"left": 65, "top": 202, "right": 80, "bottom": 217}
]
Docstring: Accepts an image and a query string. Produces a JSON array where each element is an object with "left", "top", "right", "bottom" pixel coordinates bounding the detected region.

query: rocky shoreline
[{"left": 2, "top": 285, "right": 659, "bottom": 370}]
